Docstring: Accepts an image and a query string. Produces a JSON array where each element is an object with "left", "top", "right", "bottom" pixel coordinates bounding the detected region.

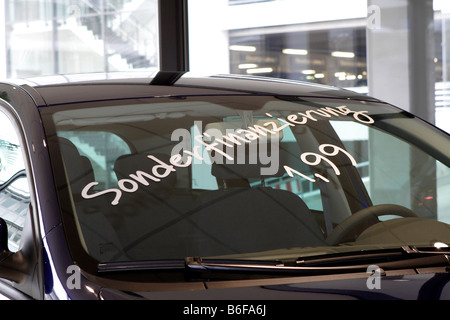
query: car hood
[{"left": 97, "top": 271, "right": 450, "bottom": 300}]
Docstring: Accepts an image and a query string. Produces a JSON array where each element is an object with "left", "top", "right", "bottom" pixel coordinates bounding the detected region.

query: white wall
[
  {"left": 188, "top": 0, "right": 230, "bottom": 75},
  {"left": 225, "top": 0, "right": 368, "bottom": 30},
  {"left": 0, "top": 0, "right": 6, "bottom": 79}
]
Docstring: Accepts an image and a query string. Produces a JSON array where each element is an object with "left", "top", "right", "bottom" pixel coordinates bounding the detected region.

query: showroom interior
[{"left": 0, "top": 0, "right": 449, "bottom": 132}]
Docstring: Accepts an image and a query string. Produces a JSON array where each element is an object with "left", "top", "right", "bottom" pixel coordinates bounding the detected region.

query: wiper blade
[
  {"left": 186, "top": 257, "right": 285, "bottom": 270},
  {"left": 97, "top": 257, "right": 281, "bottom": 273},
  {"left": 186, "top": 257, "right": 388, "bottom": 276},
  {"left": 98, "top": 259, "right": 186, "bottom": 273},
  {"left": 97, "top": 246, "right": 450, "bottom": 275},
  {"left": 296, "top": 246, "right": 450, "bottom": 269},
  {"left": 296, "top": 248, "right": 405, "bottom": 267},
  {"left": 97, "top": 257, "right": 284, "bottom": 273}
]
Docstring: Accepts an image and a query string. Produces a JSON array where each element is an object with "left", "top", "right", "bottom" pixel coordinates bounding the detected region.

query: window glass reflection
[{"left": 4, "top": 0, "right": 158, "bottom": 78}]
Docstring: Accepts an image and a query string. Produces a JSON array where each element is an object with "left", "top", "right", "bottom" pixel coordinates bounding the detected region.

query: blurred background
[{"left": 0, "top": 0, "right": 448, "bottom": 131}]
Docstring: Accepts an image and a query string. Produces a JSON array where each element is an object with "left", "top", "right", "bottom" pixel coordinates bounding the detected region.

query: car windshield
[{"left": 40, "top": 94, "right": 450, "bottom": 265}]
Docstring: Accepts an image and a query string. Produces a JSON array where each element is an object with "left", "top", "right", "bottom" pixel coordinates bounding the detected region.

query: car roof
[{"left": 5, "top": 71, "right": 382, "bottom": 107}]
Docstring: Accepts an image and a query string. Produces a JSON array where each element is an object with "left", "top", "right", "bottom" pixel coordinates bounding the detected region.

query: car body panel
[{"left": 0, "top": 72, "right": 448, "bottom": 300}]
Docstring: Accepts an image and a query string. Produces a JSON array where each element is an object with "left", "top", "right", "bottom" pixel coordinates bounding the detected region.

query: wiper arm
[
  {"left": 402, "top": 245, "right": 450, "bottom": 255},
  {"left": 296, "top": 246, "right": 450, "bottom": 270},
  {"left": 98, "top": 257, "right": 284, "bottom": 273},
  {"left": 97, "top": 246, "right": 450, "bottom": 275},
  {"left": 186, "top": 257, "right": 285, "bottom": 271},
  {"left": 186, "top": 257, "right": 390, "bottom": 276}
]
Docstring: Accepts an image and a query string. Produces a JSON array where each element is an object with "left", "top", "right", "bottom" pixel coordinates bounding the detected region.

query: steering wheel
[{"left": 326, "top": 204, "right": 418, "bottom": 245}]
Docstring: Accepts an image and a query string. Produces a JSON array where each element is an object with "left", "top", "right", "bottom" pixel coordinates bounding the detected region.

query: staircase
[{"left": 69, "top": 0, "right": 156, "bottom": 70}]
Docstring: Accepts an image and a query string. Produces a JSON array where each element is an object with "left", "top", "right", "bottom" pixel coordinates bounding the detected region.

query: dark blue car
[{"left": 0, "top": 72, "right": 449, "bottom": 301}]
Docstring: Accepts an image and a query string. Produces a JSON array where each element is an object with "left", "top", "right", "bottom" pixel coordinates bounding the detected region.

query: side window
[
  {"left": 331, "top": 120, "right": 450, "bottom": 223},
  {"left": 0, "top": 110, "right": 30, "bottom": 252}
]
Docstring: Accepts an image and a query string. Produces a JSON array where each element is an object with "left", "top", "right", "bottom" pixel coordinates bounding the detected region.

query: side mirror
[
  {"left": 0, "top": 217, "right": 9, "bottom": 253},
  {"left": 0, "top": 217, "right": 27, "bottom": 283}
]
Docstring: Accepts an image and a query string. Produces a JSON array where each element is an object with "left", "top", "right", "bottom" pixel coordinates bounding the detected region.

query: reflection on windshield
[{"left": 44, "top": 96, "right": 450, "bottom": 264}]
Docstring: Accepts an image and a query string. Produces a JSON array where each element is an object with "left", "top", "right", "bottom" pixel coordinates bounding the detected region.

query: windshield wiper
[
  {"left": 184, "top": 255, "right": 409, "bottom": 277},
  {"left": 97, "top": 257, "right": 284, "bottom": 273},
  {"left": 98, "top": 259, "right": 186, "bottom": 273},
  {"left": 295, "top": 245, "right": 450, "bottom": 270},
  {"left": 97, "top": 246, "right": 450, "bottom": 276},
  {"left": 403, "top": 245, "right": 450, "bottom": 255}
]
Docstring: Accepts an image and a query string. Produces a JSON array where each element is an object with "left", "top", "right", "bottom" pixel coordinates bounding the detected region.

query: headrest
[
  {"left": 57, "top": 137, "right": 95, "bottom": 192},
  {"left": 211, "top": 142, "right": 286, "bottom": 180},
  {"left": 58, "top": 137, "right": 82, "bottom": 160},
  {"left": 114, "top": 153, "right": 176, "bottom": 191},
  {"left": 204, "top": 119, "right": 285, "bottom": 180}
]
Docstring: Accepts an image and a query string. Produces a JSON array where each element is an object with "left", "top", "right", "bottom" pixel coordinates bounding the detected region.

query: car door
[{"left": 0, "top": 102, "right": 43, "bottom": 299}]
